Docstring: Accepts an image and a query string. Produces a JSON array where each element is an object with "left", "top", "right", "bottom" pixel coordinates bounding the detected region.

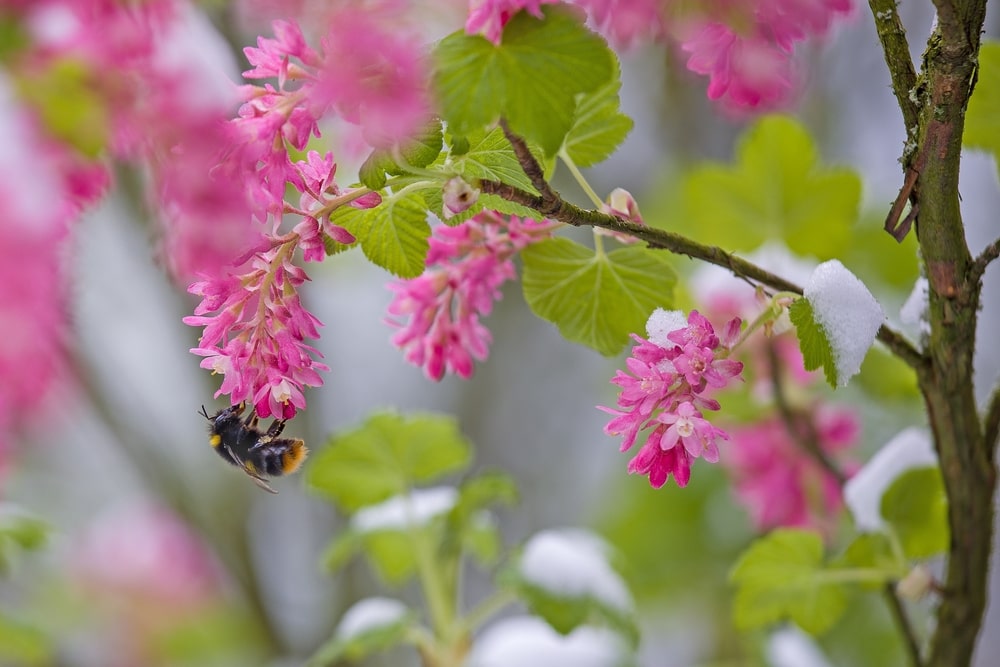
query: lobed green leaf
[
  {"left": 521, "top": 238, "right": 676, "bottom": 356},
  {"left": 676, "top": 116, "right": 861, "bottom": 259},
  {"left": 306, "top": 412, "right": 472, "bottom": 511},
  {"left": 729, "top": 529, "right": 849, "bottom": 635},
  {"left": 433, "top": 6, "right": 615, "bottom": 156}
]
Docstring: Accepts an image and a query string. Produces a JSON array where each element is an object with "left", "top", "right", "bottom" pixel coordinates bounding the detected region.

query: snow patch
[
  {"left": 767, "top": 626, "right": 834, "bottom": 667},
  {"left": 352, "top": 486, "right": 457, "bottom": 533},
  {"left": 518, "top": 529, "right": 632, "bottom": 612},
  {"left": 844, "top": 428, "right": 937, "bottom": 532},
  {"left": 467, "top": 616, "right": 630, "bottom": 667},
  {"left": 646, "top": 309, "right": 687, "bottom": 346},
  {"left": 335, "top": 597, "right": 408, "bottom": 640},
  {"left": 900, "top": 277, "right": 929, "bottom": 341},
  {"left": 804, "top": 260, "right": 885, "bottom": 387}
]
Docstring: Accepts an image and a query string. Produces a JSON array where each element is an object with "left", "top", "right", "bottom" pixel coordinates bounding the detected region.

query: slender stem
[
  {"left": 866, "top": 0, "right": 920, "bottom": 144},
  {"left": 498, "top": 117, "right": 556, "bottom": 200},
  {"left": 970, "top": 236, "right": 1000, "bottom": 286},
  {"left": 478, "top": 178, "right": 926, "bottom": 371},
  {"left": 559, "top": 150, "right": 604, "bottom": 208},
  {"left": 766, "top": 342, "right": 847, "bottom": 487},
  {"left": 883, "top": 583, "right": 926, "bottom": 667},
  {"left": 460, "top": 589, "right": 518, "bottom": 634}
]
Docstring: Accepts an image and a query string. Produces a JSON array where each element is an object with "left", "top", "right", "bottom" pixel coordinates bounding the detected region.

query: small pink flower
[
  {"left": 657, "top": 401, "right": 726, "bottom": 462},
  {"left": 627, "top": 424, "right": 693, "bottom": 488}
]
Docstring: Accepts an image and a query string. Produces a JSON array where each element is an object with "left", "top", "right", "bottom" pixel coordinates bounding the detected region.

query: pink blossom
[
  {"left": 574, "top": 0, "right": 668, "bottom": 48},
  {"left": 657, "top": 400, "right": 726, "bottom": 461},
  {"left": 627, "top": 423, "right": 692, "bottom": 488},
  {"left": 466, "top": 0, "right": 557, "bottom": 44},
  {"left": 72, "top": 503, "right": 224, "bottom": 665},
  {"left": 680, "top": 22, "right": 794, "bottom": 111},
  {"left": 600, "top": 311, "right": 744, "bottom": 488},
  {"left": 724, "top": 405, "right": 859, "bottom": 537},
  {"left": 387, "top": 213, "right": 556, "bottom": 380}
]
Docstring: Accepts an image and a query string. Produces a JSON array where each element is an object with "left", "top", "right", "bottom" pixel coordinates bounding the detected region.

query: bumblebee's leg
[
  {"left": 241, "top": 405, "right": 260, "bottom": 430},
  {"left": 253, "top": 419, "right": 287, "bottom": 449},
  {"left": 249, "top": 476, "right": 279, "bottom": 494}
]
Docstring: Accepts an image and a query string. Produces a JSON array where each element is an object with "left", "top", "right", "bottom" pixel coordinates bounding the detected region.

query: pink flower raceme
[
  {"left": 387, "top": 212, "right": 556, "bottom": 380},
  {"left": 574, "top": 0, "right": 668, "bottom": 48},
  {"left": 724, "top": 405, "right": 859, "bottom": 538},
  {"left": 675, "top": 0, "right": 852, "bottom": 111},
  {"left": 184, "top": 236, "right": 328, "bottom": 420},
  {"left": 600, "top": 310, "right": 744, "bottom": 488}
]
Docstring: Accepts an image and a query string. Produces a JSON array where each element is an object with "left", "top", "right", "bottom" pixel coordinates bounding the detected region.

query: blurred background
[{"left": 2, "top": 1, "right": 1000, "bottom": 665}]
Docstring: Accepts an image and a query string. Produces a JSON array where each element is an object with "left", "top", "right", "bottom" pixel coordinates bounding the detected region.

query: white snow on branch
[
  {"left": 843, "top": 428, "right": 937, "bottom": 532},
  {"left": 900, "top": 277, "right": 930, "bottom": 341},
  {"left": 466, "top": 616, "right": 630, "bottom": 667},
  {"left": 352, "top": 486, "right": 457, "bottom": 533},
  {"left": 334, "top": 597, "right": 409, "bottom": 641},
  {"left": 804, "top": 260, "right": 885, "bottom": 387},
  {"left": 518, "top": 528, "right": 632, "bottom": 612}
]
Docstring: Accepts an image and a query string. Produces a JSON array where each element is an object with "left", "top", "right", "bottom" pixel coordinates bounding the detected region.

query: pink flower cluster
[
  {"left": 600, "top": 311, "right": 744, "bottom": 488},
  {"left": 387, "top": 212, "right": 557, "bottom": 380},
  {"left": 725, "top": 406, "right": 859, "bottom": 538},
  {"left": 184, "top": 232, "right": 326, "bottom": 420},
  {"left": 469, "top": 0, "right": 852, "bottom": 112}
]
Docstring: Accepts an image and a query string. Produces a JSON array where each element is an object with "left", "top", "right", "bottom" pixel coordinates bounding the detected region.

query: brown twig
[{"left": 478, "top": 177, "right": 927, "bottom": 372}]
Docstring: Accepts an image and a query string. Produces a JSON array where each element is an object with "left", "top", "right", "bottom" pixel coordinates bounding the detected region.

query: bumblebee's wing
[{"left": 223, "top": 444, "right": 279, "bottom": 494}]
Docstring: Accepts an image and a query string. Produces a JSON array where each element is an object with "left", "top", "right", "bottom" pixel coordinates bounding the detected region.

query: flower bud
[{"left": 442, "top": 176, "right": 480, "bottom": 218}]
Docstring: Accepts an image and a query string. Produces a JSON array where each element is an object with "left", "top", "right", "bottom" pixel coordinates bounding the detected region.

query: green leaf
[
  {"left": 789, "top": 298, "right": 838, "bottom": 388},
  {"left": 453, "top": 126, "right": 539, "bottom": 194},
  {"left": 856, "top": 346, "right": 920, "bottom": 402},
  {"left": 730, "top": 529, "right": 849, "bottom": 635},
  {"left": 965, "top": 41, "right": 1000, "bottom": 164},
  {"left": 443, "top": 471, "right": 519, "bottom": 566},
  {"left": 358, "top": 122, "right": 445, "bottom": 190},
  {"left": 562, "top": 61, "right": 633, "bottom": 167},
  {"left": 433, "top": 6, "right": 614, "bottom": 155},
  {"left": 308, "top": 598, "right": 415, "bottom": 666},
  {"left": 338, "top": 192, "right": 431, "bottom": 277},
  {"left": 306, "top": 412, "right": 472, "bottom": 512},
  {"left": 0, "top": 614, "right": 50, "bottom": 666},
  {"left": 16, "top": 59, "right": 108, "bottom": 157},
  {"left": 522, "top": 238, "right": 676, "bottom": 356},
  {"left": 880, "top": 467, "right": 949, "bottom": 560},
  {"left": 678, "top": 115, "right": 860, "bottom": 258}
]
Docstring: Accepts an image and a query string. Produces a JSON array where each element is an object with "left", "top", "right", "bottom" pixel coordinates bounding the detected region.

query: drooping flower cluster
[
  {"left": 725, "top": 406, "right": 859, "bottom": 538},
  {"left": 387, "top": 212, "right": 557, "bottom": 380},
  {"left": 600, "top": 310, "right": 744, "bottom": 488},
  {"left": 184, "top": 233, "right": 326, "bottom": 420},
  {"left": 468, "top": 0, "right": 853, "bottom": 112}
]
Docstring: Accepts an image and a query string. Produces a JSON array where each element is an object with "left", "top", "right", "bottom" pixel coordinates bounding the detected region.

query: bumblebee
[{"left": 199, "top": 402, "right": 308, "bottom": 494}]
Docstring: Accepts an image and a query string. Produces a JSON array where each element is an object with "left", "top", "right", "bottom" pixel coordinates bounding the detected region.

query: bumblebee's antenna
[{"left": 199, "top": 405, "right": 211, "bottom": 420}]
